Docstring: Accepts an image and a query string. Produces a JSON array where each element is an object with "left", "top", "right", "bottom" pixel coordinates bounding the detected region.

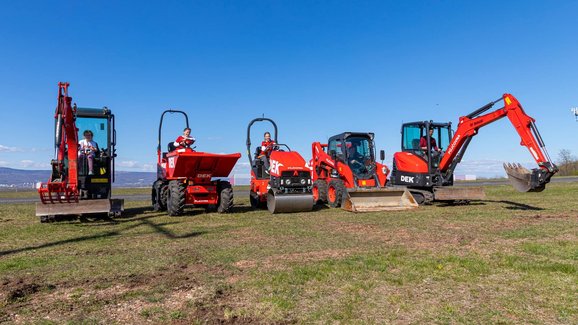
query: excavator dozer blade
[
  {"left": 267, "top": 192, "right": 314, "bottom": 214},
  {"left": 433, "top": 186, "right": 486, "bottom": 201},
  {"left": 35, "top": 199, "right": 124, "bottom": 217},
  {"left": 342, "top": 189, "right": 418, "bottom": 212},
  {"left": 503, "top": 163, "right": 548, "bottom": 192}
]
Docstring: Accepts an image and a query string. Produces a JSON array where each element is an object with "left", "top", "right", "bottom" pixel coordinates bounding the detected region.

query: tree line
[{"left": 557, "top": 149, "right": 578, "bottom": 176}]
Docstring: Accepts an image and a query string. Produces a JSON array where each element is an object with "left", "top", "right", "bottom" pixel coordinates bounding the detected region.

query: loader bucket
[
  {"left": 267, "top": 192, "right": 314, "bottom": 214},
  {"left": 503, "top": 163, "right": 551, "bottom": 192},
  {"left": 342, "top": 188, "right": 418, "bottom": 212},
  {"left": 35, "top": 198, "right": 124, "bottom": 218}
]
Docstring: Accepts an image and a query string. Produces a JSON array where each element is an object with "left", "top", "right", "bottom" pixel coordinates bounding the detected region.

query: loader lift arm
[{"left": 439, "top": 93, "right": 558, "bottom": 192}]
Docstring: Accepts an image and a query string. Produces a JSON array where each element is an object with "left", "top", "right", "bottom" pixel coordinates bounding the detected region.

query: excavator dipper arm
[{"left": 439, "top": 93, "right": 558, "bottom": 192}]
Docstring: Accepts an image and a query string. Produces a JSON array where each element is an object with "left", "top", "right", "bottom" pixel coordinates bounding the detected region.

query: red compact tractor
[
  {"left": 246, "top": 117, "right": 314, "bottom": 213},
  {"left": 310, "top": 132, "right": 417, "bottom": 212},
  {"left": 152, "top": 110, "right": 241, "bottom": 216}
]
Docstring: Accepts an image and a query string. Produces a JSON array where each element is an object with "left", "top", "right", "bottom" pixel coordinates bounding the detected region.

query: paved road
[{"left": 1, "top": 177, "right": 576, "bottom": 204}]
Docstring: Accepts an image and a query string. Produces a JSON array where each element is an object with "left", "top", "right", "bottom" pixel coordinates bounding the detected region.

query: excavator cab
[
  {"left": 74, "top": 108, "right": 116, "bottom": 199},
  {"left": 401, "top": 121, "right": 452, "bottom": 171}
]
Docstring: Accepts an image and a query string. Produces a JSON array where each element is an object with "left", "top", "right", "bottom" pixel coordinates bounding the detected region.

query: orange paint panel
[{"left": 394, "top": 152, "right": 429, "bottom": 173}]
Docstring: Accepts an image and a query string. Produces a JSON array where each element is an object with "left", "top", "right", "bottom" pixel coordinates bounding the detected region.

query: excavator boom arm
[{"left": 439, "top": 93, "right": 557, "bottom": 191}]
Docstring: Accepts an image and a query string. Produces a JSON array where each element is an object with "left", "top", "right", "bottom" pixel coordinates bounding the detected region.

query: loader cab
[
  {"left": 328, "top": 132, "right": 377, "bottom": 180},
  {"left": 75, "top": 107, "right": 116, "bottom": 199},
  {"left": 401, "top": 121, "right": 452, "bottom": 170}
]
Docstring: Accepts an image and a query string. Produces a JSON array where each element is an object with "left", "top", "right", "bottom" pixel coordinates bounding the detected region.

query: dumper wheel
[
  {"left": 313, "top": 180, "right": 328, "bottom": 204},
  {"left": 327, "top": 180, "right": 346, "bottom": 208},
  {"left": 152, "top": 180, "right": 168, "bottom": 212},
  {"left": 217, "top": 181, "right": 233, "bottom": 213},
  {"left": 167, "top": 180, "right": 186, "bottom": 216}
]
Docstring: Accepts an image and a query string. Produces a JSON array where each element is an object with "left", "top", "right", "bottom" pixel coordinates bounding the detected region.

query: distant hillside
[{"left": 0, "top": 167, "right": 156, "bottom": 188}]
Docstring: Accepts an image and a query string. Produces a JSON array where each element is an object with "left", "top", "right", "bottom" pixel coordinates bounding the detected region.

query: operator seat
[{"left": 168, "top": 142, "right": 177, "bottom": 152}]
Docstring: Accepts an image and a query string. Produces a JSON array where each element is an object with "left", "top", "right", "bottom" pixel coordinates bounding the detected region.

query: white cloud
[
  {"left": 0, "top": 144, "right": 22, "bottom": 152},
  {"left": 0, "top": 160, "right": 8, "bottom": 166},
  {"left": 117, "top": 160, "right": 155, "bottom": 172},
  {"left": 19, "top": 160, "right": 50, "bottom": 169}
]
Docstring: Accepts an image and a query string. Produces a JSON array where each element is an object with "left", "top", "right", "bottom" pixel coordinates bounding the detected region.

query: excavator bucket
[
  {"left": 342, "top": 188, "right": 418, "bottom": 212},
  {"left": 503, "top": 163, "right": 548, "bottom": 192},
  {"left": 267, "top": 192, "right": 314, "bottom": 214}
]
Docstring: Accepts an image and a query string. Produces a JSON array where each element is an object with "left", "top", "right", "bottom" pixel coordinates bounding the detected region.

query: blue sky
[{"left": 0, "top": 1, "right": 576, "bottom": 177}]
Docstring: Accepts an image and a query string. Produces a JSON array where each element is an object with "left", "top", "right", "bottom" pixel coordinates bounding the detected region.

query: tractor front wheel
[
  {"left": 167, "top": 180, "right": 186, "bottom": 216},
  {"left": 312, "top": 180, "right": 328, "bottom": 204},
  {"left": 217, "top": 181, "right": 234, "bottom": 213},
  {"left": 327, "top": 179, "right": 346, "bottom": 208}
]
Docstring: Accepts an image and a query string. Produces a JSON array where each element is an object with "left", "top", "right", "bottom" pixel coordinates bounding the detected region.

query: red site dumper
[{"left": 152, "top": 110, "right": 241, "bottom": 216}]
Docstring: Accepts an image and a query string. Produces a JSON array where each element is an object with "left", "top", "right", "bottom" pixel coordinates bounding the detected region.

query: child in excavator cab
[{"left": 78, "top": 130, "right": 99, "bottom": 175}]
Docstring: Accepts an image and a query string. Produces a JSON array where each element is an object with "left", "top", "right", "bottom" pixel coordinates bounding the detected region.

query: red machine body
[
  {"left": 310, "top": 132, "right": 417, "bottom": 212},
  {"left": 390, "top": 93, "right": 558, "bottom": 203},
  {"left": 38, "top": 82, "right": 79, "bottom": 204},
  {"left": 246, "top": 118, "right": 314, "bottom": 214},
  {"left": 152, "top": 110, "right": 241, "bottom": 216},
  {"left": 36, "top": 82, "right": 123, "bottom": 221}
]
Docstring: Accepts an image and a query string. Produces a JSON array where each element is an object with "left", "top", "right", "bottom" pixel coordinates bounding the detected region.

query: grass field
[{"left": 0, "top": 183, "right": 576, "bottom": 324}]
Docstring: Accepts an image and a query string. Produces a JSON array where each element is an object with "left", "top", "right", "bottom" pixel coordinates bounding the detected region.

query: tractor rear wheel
[
  {"left": 312, "top": 180, "right": 328, "bottom": 204},
  {"left": 167, "top": 180, "right": 186, "bottom": 216},
  {"left": 217, "top": 181, "right": 234, "bottom": 213},
  {"left": 152, "top": 180, "right": 168, "bottom": 212},
  {"left": 327, "top": 179, "right": 346, "bottom": 208}
]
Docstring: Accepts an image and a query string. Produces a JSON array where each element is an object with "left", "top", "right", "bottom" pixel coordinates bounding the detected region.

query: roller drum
[{"left": 267, "top": 192, "right": 314, "bottom": 214}]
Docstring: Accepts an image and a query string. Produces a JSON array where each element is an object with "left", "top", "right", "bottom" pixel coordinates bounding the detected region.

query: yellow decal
[
  {"left": 100, "top": 167, "right": 106, "bottom": 174},
  {"left": 505, "top": 97, "right": 512, "bottom": 105},
  {"left": 91, "top": 178, "right": 109, "bottom": 183}
]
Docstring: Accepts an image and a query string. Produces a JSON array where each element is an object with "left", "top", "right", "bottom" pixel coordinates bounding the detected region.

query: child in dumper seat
[
  {"left": 174, "top": 127, "right": 196, "bottom": 150},
  {"left": 79, "top": 130, "right": 99, "bottom": 175}
]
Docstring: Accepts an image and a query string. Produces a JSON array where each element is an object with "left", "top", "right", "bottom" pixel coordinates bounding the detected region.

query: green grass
[{"left": 0, "top": 183, "right": 576, "bottom": 324}]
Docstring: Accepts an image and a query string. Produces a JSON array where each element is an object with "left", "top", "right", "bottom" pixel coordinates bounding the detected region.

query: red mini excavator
[
  {"left": 246, "top": 117, "right": 314, "bottom": 213},
  {"left": 152, "top": 110, "right": 241, "bottom": 216},
  {"left": 390, "top": 93, "right": 558, "bottom": 204},
  {"left": 36, "top": 82, "right": 123, "bottom": 222}
]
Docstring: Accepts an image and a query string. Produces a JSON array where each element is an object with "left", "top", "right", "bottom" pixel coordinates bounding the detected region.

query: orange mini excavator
[{"left": 390, "top": 93, "right": 558, "bottom": 204}]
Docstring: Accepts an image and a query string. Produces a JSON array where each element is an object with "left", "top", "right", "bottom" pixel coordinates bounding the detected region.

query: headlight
[
  {"left": 382, "top": 166, "right": 387, "bottom": 174},
  {"left": 300, "top": 179, "right": 306, "bottom": 185},
  {"left": 285, "top": 179, "right": 291, "bottom": 185}
]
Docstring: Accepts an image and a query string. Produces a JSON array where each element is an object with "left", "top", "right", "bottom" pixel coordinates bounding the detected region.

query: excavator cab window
[
  {"left": 76, "top": 115, "right": 110, "bottom": 176},
  {"left": 402, "top": 124, "right": 424, "bottom": 153}
]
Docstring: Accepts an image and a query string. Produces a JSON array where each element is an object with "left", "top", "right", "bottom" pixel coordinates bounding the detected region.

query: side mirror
[
  {"left": 330, "top": 150, "right": 337, "bottom": 161},
  {"left": 380, "top": 150, "right": 385, "bottom": 161}
]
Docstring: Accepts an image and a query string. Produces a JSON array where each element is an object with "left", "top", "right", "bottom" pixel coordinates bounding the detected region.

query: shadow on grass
[
  {"left": 484, "top": 200, "right": 544, "bottom": 211},
  {"left": 0, "top": 208, "right": 208, "bottom": 257}
]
